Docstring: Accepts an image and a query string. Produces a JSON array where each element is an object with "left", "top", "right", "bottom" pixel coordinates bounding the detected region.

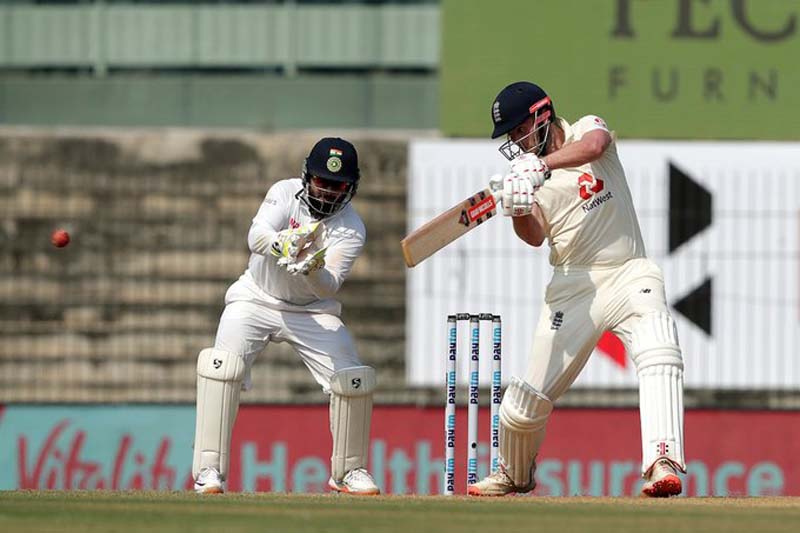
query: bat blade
[{"left": 401, "top": 188, "right": 501, "bottom": 267}]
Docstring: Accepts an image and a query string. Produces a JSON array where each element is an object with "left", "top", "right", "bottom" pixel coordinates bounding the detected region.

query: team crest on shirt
[{"left": 289, "top": 217, "right": 301, "bottom": 229}]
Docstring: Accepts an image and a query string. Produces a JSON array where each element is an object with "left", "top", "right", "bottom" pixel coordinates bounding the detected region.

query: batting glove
[
  {"left": 510, "top": 153, "right": 550, "bottom": 188},
  {"left": 501, "top": 174, "right": 535, "bottom": 217}
]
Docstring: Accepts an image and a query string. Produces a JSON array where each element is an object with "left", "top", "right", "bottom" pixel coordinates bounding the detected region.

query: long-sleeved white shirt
[
  {"left": 226, "top": 178, "right": 366, "bottom": 316},
  {"left": 534, "top": 116, "right": 646, "bottom": 268}
]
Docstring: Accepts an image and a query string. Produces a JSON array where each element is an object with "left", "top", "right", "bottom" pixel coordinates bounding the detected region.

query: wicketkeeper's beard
[{"left": 299, "top": 183, "right": 355, "bottom": 220}]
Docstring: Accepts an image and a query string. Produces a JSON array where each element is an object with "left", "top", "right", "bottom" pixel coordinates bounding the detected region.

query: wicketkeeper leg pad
[
  {"left": 329, "top": 365, "right": 376, "bottom": 482},
  {"left": 630, "top": 312, "right": 686, "bottom": 474},
  {"left": 499, "top": 377, "right": 553, "bottom": 487},
  {"left": 192, "top": 348, "right": 246, "bottom": 480}
]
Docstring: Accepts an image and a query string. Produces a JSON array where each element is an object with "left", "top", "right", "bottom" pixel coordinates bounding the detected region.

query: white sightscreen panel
[{"left": 406, "top": 140, "right": 800, "bottom": 389}]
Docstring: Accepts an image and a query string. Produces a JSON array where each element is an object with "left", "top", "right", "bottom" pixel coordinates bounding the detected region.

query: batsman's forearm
[
  {"left": 512, "top": 215, "right": 546, "bottom": 247},
  {"left": 543, "top": 142, "right": 598, "bottom": 169},
  {"left": 543, "top": 131, "right": 610, "bottom": 169}
]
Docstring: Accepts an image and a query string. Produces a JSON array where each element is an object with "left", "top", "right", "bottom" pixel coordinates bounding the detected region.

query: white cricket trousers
[
  {"left": 524, "top": 257, "right": 675, "bottom": 398},
  {"left": 213, "top": 282, "right": 362, "bottom": 392}
]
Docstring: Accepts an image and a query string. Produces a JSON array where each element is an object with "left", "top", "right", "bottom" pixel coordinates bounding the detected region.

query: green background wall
[{"left": 441, "top": 0, "right": 799, "bottom": 139}]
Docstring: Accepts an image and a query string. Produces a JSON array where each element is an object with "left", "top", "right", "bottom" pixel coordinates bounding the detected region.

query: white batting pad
[
  {"left": 329, "top": 366, "right": 376, "bottom": 481},
  {"left": 630, "top": 312, "right": 682, "bottom": 370},
  {"left": 192, "top": 348, "right": 246, "bottom": 480},
  {"left": 499, "top": 377, "right": 553, "bottom": 487},
  {"left": 630, "top": 313, "right": 685, "bottom": 473}
]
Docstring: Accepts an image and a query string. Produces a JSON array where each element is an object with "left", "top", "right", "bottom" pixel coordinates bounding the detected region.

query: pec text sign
[{"left": 441, "top": 0, "right": 799, "bottom": 140}]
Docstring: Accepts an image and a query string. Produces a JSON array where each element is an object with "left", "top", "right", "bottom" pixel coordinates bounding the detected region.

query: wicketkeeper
[
  {"left": 192, "top": 137, "right": 380, "bottom": 495},
  {"left": 469, "top": 82, "right": 685, "bottom": 498}
]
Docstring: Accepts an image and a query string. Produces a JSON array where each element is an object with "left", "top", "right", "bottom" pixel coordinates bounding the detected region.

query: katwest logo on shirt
[
  {"left": 578, "top": 173, "right": 604, "bottom": 199},
  {"left": 578, "top": 172, "right": 614, "bottom": 214}
]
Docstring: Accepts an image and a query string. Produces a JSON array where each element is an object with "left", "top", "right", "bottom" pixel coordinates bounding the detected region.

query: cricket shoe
[
  {"left": 194, "top": 467, "right": 224, "bottom": 494},
  {"left": 467, "top": 467, "right": 536, "bottom": 497},
  {"left": 642, "top": 458, "right": 682, "bottom": 498},
  {"left": 328, "top": 468, "right": 381, "bottom": 496}
]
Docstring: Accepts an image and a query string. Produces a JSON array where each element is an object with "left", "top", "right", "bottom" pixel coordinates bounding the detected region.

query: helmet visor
[
  {"left": 301, "top": 175, "right": 356, "bottom": 219},
  {"left": 498, "top": 97, "right": 553, "bottom": 161}
]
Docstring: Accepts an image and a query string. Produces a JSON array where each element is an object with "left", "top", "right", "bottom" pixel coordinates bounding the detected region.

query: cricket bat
[{"left": 401, "top": 186, "right": 502, "bottom": 268}]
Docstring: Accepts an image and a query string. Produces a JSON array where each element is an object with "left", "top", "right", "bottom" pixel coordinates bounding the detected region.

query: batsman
[
  {"left": 192, "top": 137, "right": 380, "bottom": 495},
  {"left": 469, "top": 82, "right": 685, "bottom": 497}
]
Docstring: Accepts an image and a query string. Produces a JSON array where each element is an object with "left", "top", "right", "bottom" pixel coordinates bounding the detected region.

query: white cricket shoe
[
  {"left": 194, "top": 467, "right": 224, "bottom": 494},
  {"left": 328, "top": 468, "right": 381, "bottom": 496},
  {"left": 468, "top": 467, "right": 535, "bottom": 497},
  {"left": 642, "top": 458, "right": 682, "bottom": 498}
]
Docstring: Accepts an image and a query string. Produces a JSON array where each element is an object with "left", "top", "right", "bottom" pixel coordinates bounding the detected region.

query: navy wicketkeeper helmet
[{"left": 299, "top": 137, "right": 360, "bottom": 219}]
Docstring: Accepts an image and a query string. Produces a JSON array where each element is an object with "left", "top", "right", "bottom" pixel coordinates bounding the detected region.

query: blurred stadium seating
[{"left": 1, "top": 0, "right": 798, "bottom": 409}]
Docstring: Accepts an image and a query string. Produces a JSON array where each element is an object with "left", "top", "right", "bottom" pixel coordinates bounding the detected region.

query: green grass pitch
[{"left": 1, "top": 491, "right": 799, "bottom": 532}]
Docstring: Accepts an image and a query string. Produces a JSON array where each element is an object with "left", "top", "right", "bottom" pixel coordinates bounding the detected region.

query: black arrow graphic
[
  {"left": 673, "top": 277, "right": 712, "bottom": 335},
  {"left": 669, "top": 162, "right": 712, "bottom": 253}
]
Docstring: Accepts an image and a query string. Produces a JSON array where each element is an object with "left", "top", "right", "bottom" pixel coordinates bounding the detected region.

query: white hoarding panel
[{"left": 406, "top": 140, "right": 800, "bottom": 389}]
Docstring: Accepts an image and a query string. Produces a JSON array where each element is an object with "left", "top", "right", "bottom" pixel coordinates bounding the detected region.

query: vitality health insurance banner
[{"left": 0, "top": 405, "right": 797, "bottom": 496}]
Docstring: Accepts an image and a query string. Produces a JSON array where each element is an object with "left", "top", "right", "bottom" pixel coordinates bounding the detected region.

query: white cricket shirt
[
  {"left": 534, "top": 116, "right": 646, "bottom": 268},
  {"left": 229, "top": 178, "right": 366, "bottom": 315}
]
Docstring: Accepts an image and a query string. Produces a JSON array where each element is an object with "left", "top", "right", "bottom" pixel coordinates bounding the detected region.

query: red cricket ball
[{"left": 51, "top": 229, "right": 71, "bottom": 248}]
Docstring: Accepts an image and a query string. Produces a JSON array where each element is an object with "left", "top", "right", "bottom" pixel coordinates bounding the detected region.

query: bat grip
[{"left": 489, "top": 168, "right": 551, "bottom": 194}]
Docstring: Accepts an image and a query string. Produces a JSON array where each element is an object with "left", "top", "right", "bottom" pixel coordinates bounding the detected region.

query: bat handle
[
  {"left": 489, "top": 169, "right": 551, "bottom": 194},
  {"left": 489, "top": 175, "right": 503, "bottom": 193},
  {"left": 488, "top": 178, "right": 503, "bottom": 205}
]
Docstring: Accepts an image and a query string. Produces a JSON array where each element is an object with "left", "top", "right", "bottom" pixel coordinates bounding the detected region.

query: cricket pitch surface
[{"left": 1, "top": 491, "right": 799, "bottom": 532}]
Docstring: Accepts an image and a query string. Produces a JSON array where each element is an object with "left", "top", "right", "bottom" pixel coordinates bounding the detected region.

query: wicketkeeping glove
[
  {"left": 286, "top": 247, "right": 328, "bottom": 276},
  {"left": 270, "top": 222, "right": 323, "bottom": 263}
]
